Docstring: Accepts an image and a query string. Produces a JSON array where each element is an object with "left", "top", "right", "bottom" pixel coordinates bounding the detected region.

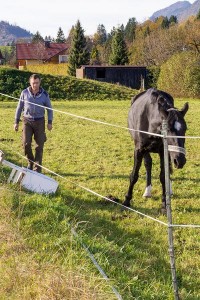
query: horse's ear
[
  {"left": 150, "top": 91, "right": 159, "bottom": 103},
  {"left": 180, "top": 102, "right": 189, "bottom": 116},
  {"left": 158, "top": 97, "right": 168, "bottom": 118}
]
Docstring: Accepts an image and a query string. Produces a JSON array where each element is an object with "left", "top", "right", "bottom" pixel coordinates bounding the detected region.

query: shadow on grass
[
  {"left": 55, "top": 171, "right": 130, "bottom": 180},
  {"left": 6, "top": 182, "right": 199, "bottom": 299}
]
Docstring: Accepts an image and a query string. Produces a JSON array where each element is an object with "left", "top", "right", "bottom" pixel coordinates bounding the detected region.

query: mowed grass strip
[{"left": 0, "top": 98, "right": 200, "bottom": 300}]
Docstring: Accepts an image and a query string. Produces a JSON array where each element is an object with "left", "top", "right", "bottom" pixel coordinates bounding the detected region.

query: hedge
[
  {"left": 157, "top": 51, "right": 200, "bottom": 98},
  {"left": 0, "top": 68, "right": 136, "bottom": 101}
]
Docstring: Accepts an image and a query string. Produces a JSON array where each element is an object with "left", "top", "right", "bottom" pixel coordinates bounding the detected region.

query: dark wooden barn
[{"left": 76, "top": 65, "right": 147, "bottom": 89}]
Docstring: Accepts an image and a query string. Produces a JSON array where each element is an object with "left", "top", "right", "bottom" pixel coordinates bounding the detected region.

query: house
[
  {"left": 0, "top": 50, "right": 4, "bottom": 65},
  {"left": 76, "top": 65, "right": 147, "bottom": 89},
  {"left": 16, "top": 41, "right": 69, "bottom": 68}
]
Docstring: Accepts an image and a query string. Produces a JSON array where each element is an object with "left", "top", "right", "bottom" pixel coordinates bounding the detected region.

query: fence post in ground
[{"left": 162, "top": 120, "right": 180, "bottom": 300}]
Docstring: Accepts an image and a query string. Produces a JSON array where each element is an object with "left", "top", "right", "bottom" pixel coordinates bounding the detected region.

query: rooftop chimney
[{"left": 44, "top": 40, "right": 51, "bottom": 48}]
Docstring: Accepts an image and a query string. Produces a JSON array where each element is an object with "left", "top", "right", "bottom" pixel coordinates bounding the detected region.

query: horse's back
[{"left": 128, "top": 88, "right": 174, "bottom": 146}]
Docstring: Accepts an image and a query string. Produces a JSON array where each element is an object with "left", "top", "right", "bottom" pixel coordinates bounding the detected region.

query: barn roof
[
  {"left": 16, "top": 42, "right": 69, "bottom": 61},
  {"left": 81, "top": 65, "right": 146, "bottom": 68}
]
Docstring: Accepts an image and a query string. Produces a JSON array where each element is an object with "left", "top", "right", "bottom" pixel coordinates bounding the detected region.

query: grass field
[{"left": 0, "top": 98, "right": 200, "bottom": 299}]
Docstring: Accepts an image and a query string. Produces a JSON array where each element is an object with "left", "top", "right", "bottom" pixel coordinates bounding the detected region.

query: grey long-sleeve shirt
[{"left": 15, "top": 87, "right": 53, "bottom": 124}]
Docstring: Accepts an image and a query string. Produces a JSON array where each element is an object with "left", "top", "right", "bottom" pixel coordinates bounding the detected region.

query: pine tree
[
  {"left": 96, "top": 24, "right": 107, "bottom": 45},
  {"left": 32, "top": 31, "right": 44, "bottom": 43},
  {"left": 161, "top": 17, "right": 170, "bottom": 29},
  {"left": 56, "top": 27, "right": 66, "bottom": 43},
  {"left": 109, "top": 28, "right": 129, "bottom": 65},
  {"left": 169, "top": 15, "right": 178, "bottom": 24},
  {"left": 124, "top": 18, "right": 137, "bottom": 43},
  {"left": 67, "top": 20, "right": 90, "bottom": 76},
  {"left": 196, "top": 9, "right": 200, "bottom": 20}
]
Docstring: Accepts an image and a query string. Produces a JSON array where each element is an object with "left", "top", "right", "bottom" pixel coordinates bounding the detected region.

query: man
[{"left": 14, "top": 74, "right": 53, "bottom": 173}]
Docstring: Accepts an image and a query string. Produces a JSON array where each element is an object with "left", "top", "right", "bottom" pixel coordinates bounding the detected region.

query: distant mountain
[
  {"left": 0, "top": 21, "right": 32, "bottom": 45},
  {"left": 150, "top": 0, "right": 200, "bottom": 21},
  {"left": 180, "top": 0, "right": 200, "bottom": 20}
]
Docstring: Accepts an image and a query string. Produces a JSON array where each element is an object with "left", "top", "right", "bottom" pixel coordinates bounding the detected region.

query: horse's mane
[{"left": 130, "top": 90, "right": 146, "bottom": 105}]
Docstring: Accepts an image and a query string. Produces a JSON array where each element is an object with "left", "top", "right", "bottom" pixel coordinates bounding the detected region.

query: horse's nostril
[{"left": 174, "top": 159, "right": 178, "bottom": 168}]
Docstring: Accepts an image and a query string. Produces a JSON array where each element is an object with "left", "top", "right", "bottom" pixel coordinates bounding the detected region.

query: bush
[
  {"left": 157, "top": 51, "right": 200, "bottom": 98},
  {"left": 0, "top": 68, "right": 136, "bottom": 101},
  {"left": 146, "top": 66, "right": 160, "bottom": 88}
]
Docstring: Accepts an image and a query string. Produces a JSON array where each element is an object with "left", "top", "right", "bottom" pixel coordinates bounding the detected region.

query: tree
[
  {"left": 93, "top": 24, "right": 107, "bottom": 45},
  {"left": 67, "top": 20, "right": 90, "bottom": 76},
  {"left": 129, "top": 24, "right": 186, "bottom": 66},
  {"left": 184, "top": 19, "right": 200, "bottom": 53},
  {"left": 169, "top": 15, "right": 178, "bottom": 24},
  {"left": 45, "top": 35, "right": 55, "bottom": 42},
  {"left": 196, "top": 9, "right": 200, "bottom": 20},
  {"left": 109, "top": 28, "right": 129, "bottom": 65},
  {"left": 124, "top": 17, "right": 137, "bottom": 43},
  {"left": 0, "top": 46, "right": 15, "bottom": 65},
  {"left": 161, "top": 17, "right": 170, "bottom": 29},
  {"left": 32, "top": 31, "right": 44, "bottom": 43},
  {"left": 56, "top": 27, "right": 66, "bottom": 43},
  {"left": 66, "top": 26, "right": 75, "bottom": 47},
  {"left": 157, "top": 51, "right": 200, "bottom": 98},
  {"left": 90, "top": 45, "right": 100, "bottom": 65}
]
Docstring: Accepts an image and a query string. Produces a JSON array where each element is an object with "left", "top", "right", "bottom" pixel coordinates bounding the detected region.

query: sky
[{"left": 0, "top": 0, "right": 196, "bottom": 38}]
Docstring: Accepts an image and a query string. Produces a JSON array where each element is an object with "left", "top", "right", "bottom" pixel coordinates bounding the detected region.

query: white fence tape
[{"left": 1, "top": 92, "right": 200, "bottom": 139}]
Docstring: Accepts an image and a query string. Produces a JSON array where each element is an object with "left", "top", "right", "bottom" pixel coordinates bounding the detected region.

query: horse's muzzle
[
  {"left": 168, "top": 145, "right": 186, "bottom": 169},
  {"left": 173, "top": 155, "right": 186, "bottom": 169}
]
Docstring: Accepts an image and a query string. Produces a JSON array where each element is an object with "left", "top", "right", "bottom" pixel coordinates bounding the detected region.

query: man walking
[{"left": 14, "top": 74, "right": 53, "bottom": 173}]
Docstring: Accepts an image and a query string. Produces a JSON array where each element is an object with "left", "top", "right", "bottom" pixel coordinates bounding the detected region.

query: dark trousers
[{"left": 22, "top": 118, "right": 46, "bottom": 173}]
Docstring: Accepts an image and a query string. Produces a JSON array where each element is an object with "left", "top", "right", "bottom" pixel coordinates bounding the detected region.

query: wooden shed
[{"left": 76, "top": 65, "right": 147, "bottom": 89}]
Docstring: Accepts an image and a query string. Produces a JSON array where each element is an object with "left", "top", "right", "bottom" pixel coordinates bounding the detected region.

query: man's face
[{"left": 30, "top": 78, "right": 41, "bottom": 92}]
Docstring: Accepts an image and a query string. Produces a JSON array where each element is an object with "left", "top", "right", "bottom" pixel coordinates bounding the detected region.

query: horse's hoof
[
  {"left": 121, "top": 201, "right": 132, "bottom": 213},
  {"left": 143, "top": 185, "right": 152, "bottom": 198}
]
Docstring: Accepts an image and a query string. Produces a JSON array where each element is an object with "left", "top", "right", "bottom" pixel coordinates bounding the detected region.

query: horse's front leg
[{"left": 123, "top": 149, "right": 144, "bottom": 207}]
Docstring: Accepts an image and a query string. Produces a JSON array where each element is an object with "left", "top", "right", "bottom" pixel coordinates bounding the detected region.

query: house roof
[{"left": 16, "top": 42, "right": 69, "bottom": 61}]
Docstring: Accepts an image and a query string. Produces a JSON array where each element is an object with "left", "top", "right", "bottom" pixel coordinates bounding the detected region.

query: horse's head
[{"left": 158, "top": 100, "right": 189, "bottom": 169}]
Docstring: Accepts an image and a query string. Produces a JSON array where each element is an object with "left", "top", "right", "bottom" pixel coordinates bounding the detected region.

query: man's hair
[{"left": 29, "top": 74, "right": 41, "bottom": 81}]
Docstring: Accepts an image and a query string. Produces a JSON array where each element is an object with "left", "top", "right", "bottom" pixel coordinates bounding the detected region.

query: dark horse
[{"left": 123, "top": 88, "right": 189, "bottom": 210}]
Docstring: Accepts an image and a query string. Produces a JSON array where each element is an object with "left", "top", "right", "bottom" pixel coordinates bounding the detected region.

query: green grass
[{"left": 0, "top": 98, "right": 200, "bottom": 299}]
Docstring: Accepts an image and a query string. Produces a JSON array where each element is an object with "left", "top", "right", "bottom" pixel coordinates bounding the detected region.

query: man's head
[{"left": 29, "top": 74, "right": 41, "bottom": 93}]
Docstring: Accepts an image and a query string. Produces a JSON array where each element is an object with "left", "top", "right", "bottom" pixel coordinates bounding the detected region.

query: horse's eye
[{"left": 174, "top": 121, "right": 181, "bottom": 131}]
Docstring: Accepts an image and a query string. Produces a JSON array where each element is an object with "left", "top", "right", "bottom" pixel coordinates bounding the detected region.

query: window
[
  {"left": 96, "top": 68, "right": 106, "bottom": 79},
  {"left": 59, "top": 55, "right": 68, "bottom": 63}
]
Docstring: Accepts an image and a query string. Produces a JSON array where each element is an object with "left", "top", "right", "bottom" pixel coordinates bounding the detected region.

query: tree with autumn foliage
[{"left": 90, "top": 46, "right": 101, "bottom": 65}]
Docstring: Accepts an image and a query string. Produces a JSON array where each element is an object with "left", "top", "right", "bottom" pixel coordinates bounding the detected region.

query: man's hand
[
  {"left": 47, "top": 124, "right": 52, "bottom": 131},
  {"left": 14, "top": 124, "right": 19, "bottom": 131}
]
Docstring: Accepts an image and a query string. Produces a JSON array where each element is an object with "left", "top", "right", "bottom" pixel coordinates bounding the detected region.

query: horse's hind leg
[
  {"left": 123, "top": 149, "right": 143, "bottom": 207},
  {"left": 143, "top": 152, "right": 152, "bottom": 198}
]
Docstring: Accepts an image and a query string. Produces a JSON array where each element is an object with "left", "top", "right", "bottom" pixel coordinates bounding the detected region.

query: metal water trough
[{"left": 0, "top": 150, "right": 58, "bottom": 194}]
